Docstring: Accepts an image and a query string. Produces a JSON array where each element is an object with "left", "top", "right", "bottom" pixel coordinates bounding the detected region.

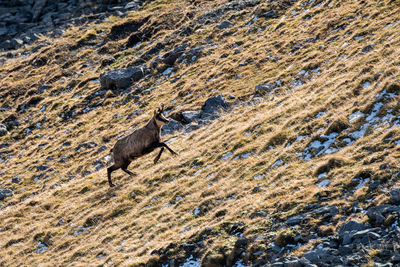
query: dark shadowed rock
[
  {"left": 0, "top": 189, "right": 13, "bottom": 200},
  {"left": 362, "top": 44, "right": 374, "bottom": 53},
  {"left": 36, "top": 165, "right": 49, "bottom": 171},
  {"left": 217, "top": 20, "right": 232, "bottom": 29},
  {"left": 255, "top": 83, "right": 275, "bottom": 94},
  {"left": 151, "top": 44, "right": 188, "bottom": 70},
  {"left": 201, "top": 95, "right": 229, "bottom": 115},
  {"left": 181, "top": 111, "right": 200, "bottom": 123},
  {"left": 0, "top": 124, "right": 7, "bottom": 136},
  {"left": 339, "top": 220, "right": 367, "bottom": 237},
  {"left": 177, "top": 44, "right": 216, "bottom": 64},
  {"left": 32, "top": 0, "right": 47, "bottom": 21},
  {"left": 389, "top": 188, "right": 400, "bottom": 205},
  {"left": 263, "top": 10, "right": 278, "bottom": 18},
  {"left": 100, "top": 65, "right": 149, "bottom": 90},
  {"left": 161, "top": 119, "right": 183, "bottom": 136},
  {"left": 286, "top": 214, "right": 309, "bottom": 225},
  {"left": 367, "top": 205, "right": 400, "bottom": 225}
]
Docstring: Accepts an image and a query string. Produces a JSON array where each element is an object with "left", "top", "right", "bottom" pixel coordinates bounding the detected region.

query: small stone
[
  {"left": 389, "top": 188, "right": 400, "bottom": 205},
  {"left": 0, "top": 124, "right": 7, "bottom": 136},
  {"left": 0, "top": 189, "right": 13, "bottom": 200},
  {"left": 263, "top": 10, "right": 277, "bottom": 18},
  {"left": 255, "top": 83, "right": 275, "bottom": 94},
  {"left": 362, "top": 44, "right": 374, "bottom": 53},
  {"left": 217, "top": 20, "right": 232, "bottom": 29},
  {"left": 36, "top": 165, "right": 49, "bottom": 171}
]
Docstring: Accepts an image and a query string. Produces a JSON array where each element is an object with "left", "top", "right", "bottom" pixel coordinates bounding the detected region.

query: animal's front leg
[
  {"left": 160, "top": 142, "right": 178, "bottom": 155},
  {"left": 153, "top": 147, "right": 164, "bottom": 164}
]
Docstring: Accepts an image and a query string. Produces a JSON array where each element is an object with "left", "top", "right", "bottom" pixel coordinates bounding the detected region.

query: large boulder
[
  {"left": 201, "top": 95, "right": 229, "bottom": 116},
  {"left": 100, "top": 65, "right": 149, "bottom": 90}
]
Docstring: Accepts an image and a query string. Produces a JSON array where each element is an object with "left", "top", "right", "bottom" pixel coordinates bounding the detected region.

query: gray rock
[
  {"left": 161, "top": 119, "right": 183, "bottom": 136},
  {"left": 217, "top": 20, "right": 232, "bottom": 29},
  {"left": 351, "top": 229, "right": 380, "bottom": 245},
  {"left": 286, "top": 214, "right": 308, "bottom": 225},
  {"left": 339, "top": 220, "right": 367, "bottom": 237},
  {"left": 36, "top": 165, "right": 49, "bottom": 171},
  {"left": 100, "top": 65, "right": 149, "bottom": 90},
  {"left": 311, "top": 205, "right": 339, "bottom": 218},
  {"left": 32, "top": 0, "right": 47, "bottom": 21},
  {"left": 177, "top": 44, "right": 215, "bottom": 64},
  {"left": 255, "top": 83, "right": 275, "bottom": 94},
  {"left": 0, "top": 189, "right": 13, "bottom": 200},
  {"left": 389, "top": 188, "right": 400, "bottom": 205},
  {"left": 367, "top": 205, "right": 400, "bottom": 225},
  {"left": 0, "top": 124, "right": 7, "bottom": 136},
  {"left": 362, "top": 44, "right": 374, "bottom": 53},
  {"left": 201, "top": 95, "right": 229, "bottom": 115},
  {"left": 263, "top": 10, "right": 278, "bottom": 18},
  {"left": 374, "top": 263, "right": 393, "bottom": 267},
  {"left": 151, "top": 44, "right": 188, "bottom": 69},
  {"left": 338, "top": 245, "right": 353, "bottom": 256},
  {"left": 181, "top": 111, "right": 200, "bottom": 123},
  {"left": 302, "top": 248, "right": 342, "bottom": 265},
  {"left": 12, "top": 178, "right": 20, "bottom": 184}
]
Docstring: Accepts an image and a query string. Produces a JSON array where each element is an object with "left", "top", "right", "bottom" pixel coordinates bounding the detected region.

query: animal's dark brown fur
[{"left": 107, "top": 105, "right": 177, "bottom": 187}]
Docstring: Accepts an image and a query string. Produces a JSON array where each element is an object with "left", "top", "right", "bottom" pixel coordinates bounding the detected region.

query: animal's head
[{"left": 154, "top": 104, "right": 169, "bottom": 127}]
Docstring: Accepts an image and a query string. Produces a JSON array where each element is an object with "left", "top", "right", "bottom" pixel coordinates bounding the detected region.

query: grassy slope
[{"left": 1, "top": 0, "right": 400, "bottom": 265}]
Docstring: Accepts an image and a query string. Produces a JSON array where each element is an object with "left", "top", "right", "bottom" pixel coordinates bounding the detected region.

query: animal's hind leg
[
  {"left": 121, "top": 160, "right": 135, "bottom": 176},
  {"left": 154, "top": 147, "right": 164, "bottom": 164},
  {"left": 107, "top": 164, "right": 119, "bottom": 187}
]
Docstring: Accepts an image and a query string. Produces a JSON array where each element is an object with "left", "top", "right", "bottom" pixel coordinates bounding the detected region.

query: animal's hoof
[{"left": 109, "top": 183, "right": 115, "bottom": 187}]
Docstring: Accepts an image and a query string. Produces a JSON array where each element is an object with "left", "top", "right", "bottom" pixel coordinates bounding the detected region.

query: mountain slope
[{"left": 1, "top": 0, "right": 400, "bottom": 266}]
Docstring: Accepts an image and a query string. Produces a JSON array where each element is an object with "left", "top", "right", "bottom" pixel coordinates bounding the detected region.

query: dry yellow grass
[{"left": 1, "top": 0, "right": 400, "bottom": 265}]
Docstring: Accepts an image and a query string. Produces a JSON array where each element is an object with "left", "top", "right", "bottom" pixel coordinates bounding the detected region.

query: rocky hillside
[{"left": 1, "top": 0, "right": 400, "bottom": 266}]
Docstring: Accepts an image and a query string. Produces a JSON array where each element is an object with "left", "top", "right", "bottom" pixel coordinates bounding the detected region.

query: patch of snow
[
  {"left": 296, "top": 135, "right": 308, "bottom": 142},
  {"left": 349, "top": 111, "right": 364, "bottom": 123},
  {"left": 166, "top": 137, "right": 177, "bottom": 144},
  {"left": 354, "top": 36, "right": 363, "bottom": 41},
  {"left": 221, "top": 152, "right": 233, "bottom": 160},
  {"left": 348, "top": 123, "right": 369, "bottom": 139},
  {"left": 35, "top": 241, "right": 48, "bottom": 253},
  {"left": 180, "top": 255, "right": 201, "bottom": 267},
  {"left": 193, "top": 208, "right": 201, "bottom": 216},
  {"left": 363, "top": 81, "right": 371, "bottom": 88},
  {"left": 354, "top": 178, "right": 370, "bottom": 190},
  {"left": 271, "top": 159, "right": 283, "bottom": 168},
  {"left": 317, "top": 179, "right": 330, "bottom": 188},
  {"left": 254, "top": 174, "right": 265, "bottom": 180},
  {"left": 206, "top": 173, "right": 215, "bottom": 179},
  {"left": 376, "top": 89, "right": 398, "bottom": 99},
  {"left": 315, "top": 112, "right": 325, "bottom": 118},
  {"left": 317, "top": 172, "right": 327, "bottom": 179},
  {"left": 366, "top": 102, "right": 383, "bottom": 122},
  {"left": 241, "top": 152, "right": 252, "bottom": 159},
  {"left": 162, "top": 67, "right": 174, "bottom": 76},
  {"left": 304, "top": 132, "right": 338, "bottom": 160},
  {"left": 74, "top": 225, "right": 91, "bottom": 236},
  {"left": 342, "top": 138, "right": 353, "bottom": 145}
]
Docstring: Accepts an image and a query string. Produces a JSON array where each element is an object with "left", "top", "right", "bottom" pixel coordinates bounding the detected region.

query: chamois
[{"left": 107, "top": 105, "right": 177, "bottom": 187}]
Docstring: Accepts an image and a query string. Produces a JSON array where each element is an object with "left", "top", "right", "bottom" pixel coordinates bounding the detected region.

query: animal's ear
[{"left": 160, "top": 103, "right": 165, "bottom": 111}]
